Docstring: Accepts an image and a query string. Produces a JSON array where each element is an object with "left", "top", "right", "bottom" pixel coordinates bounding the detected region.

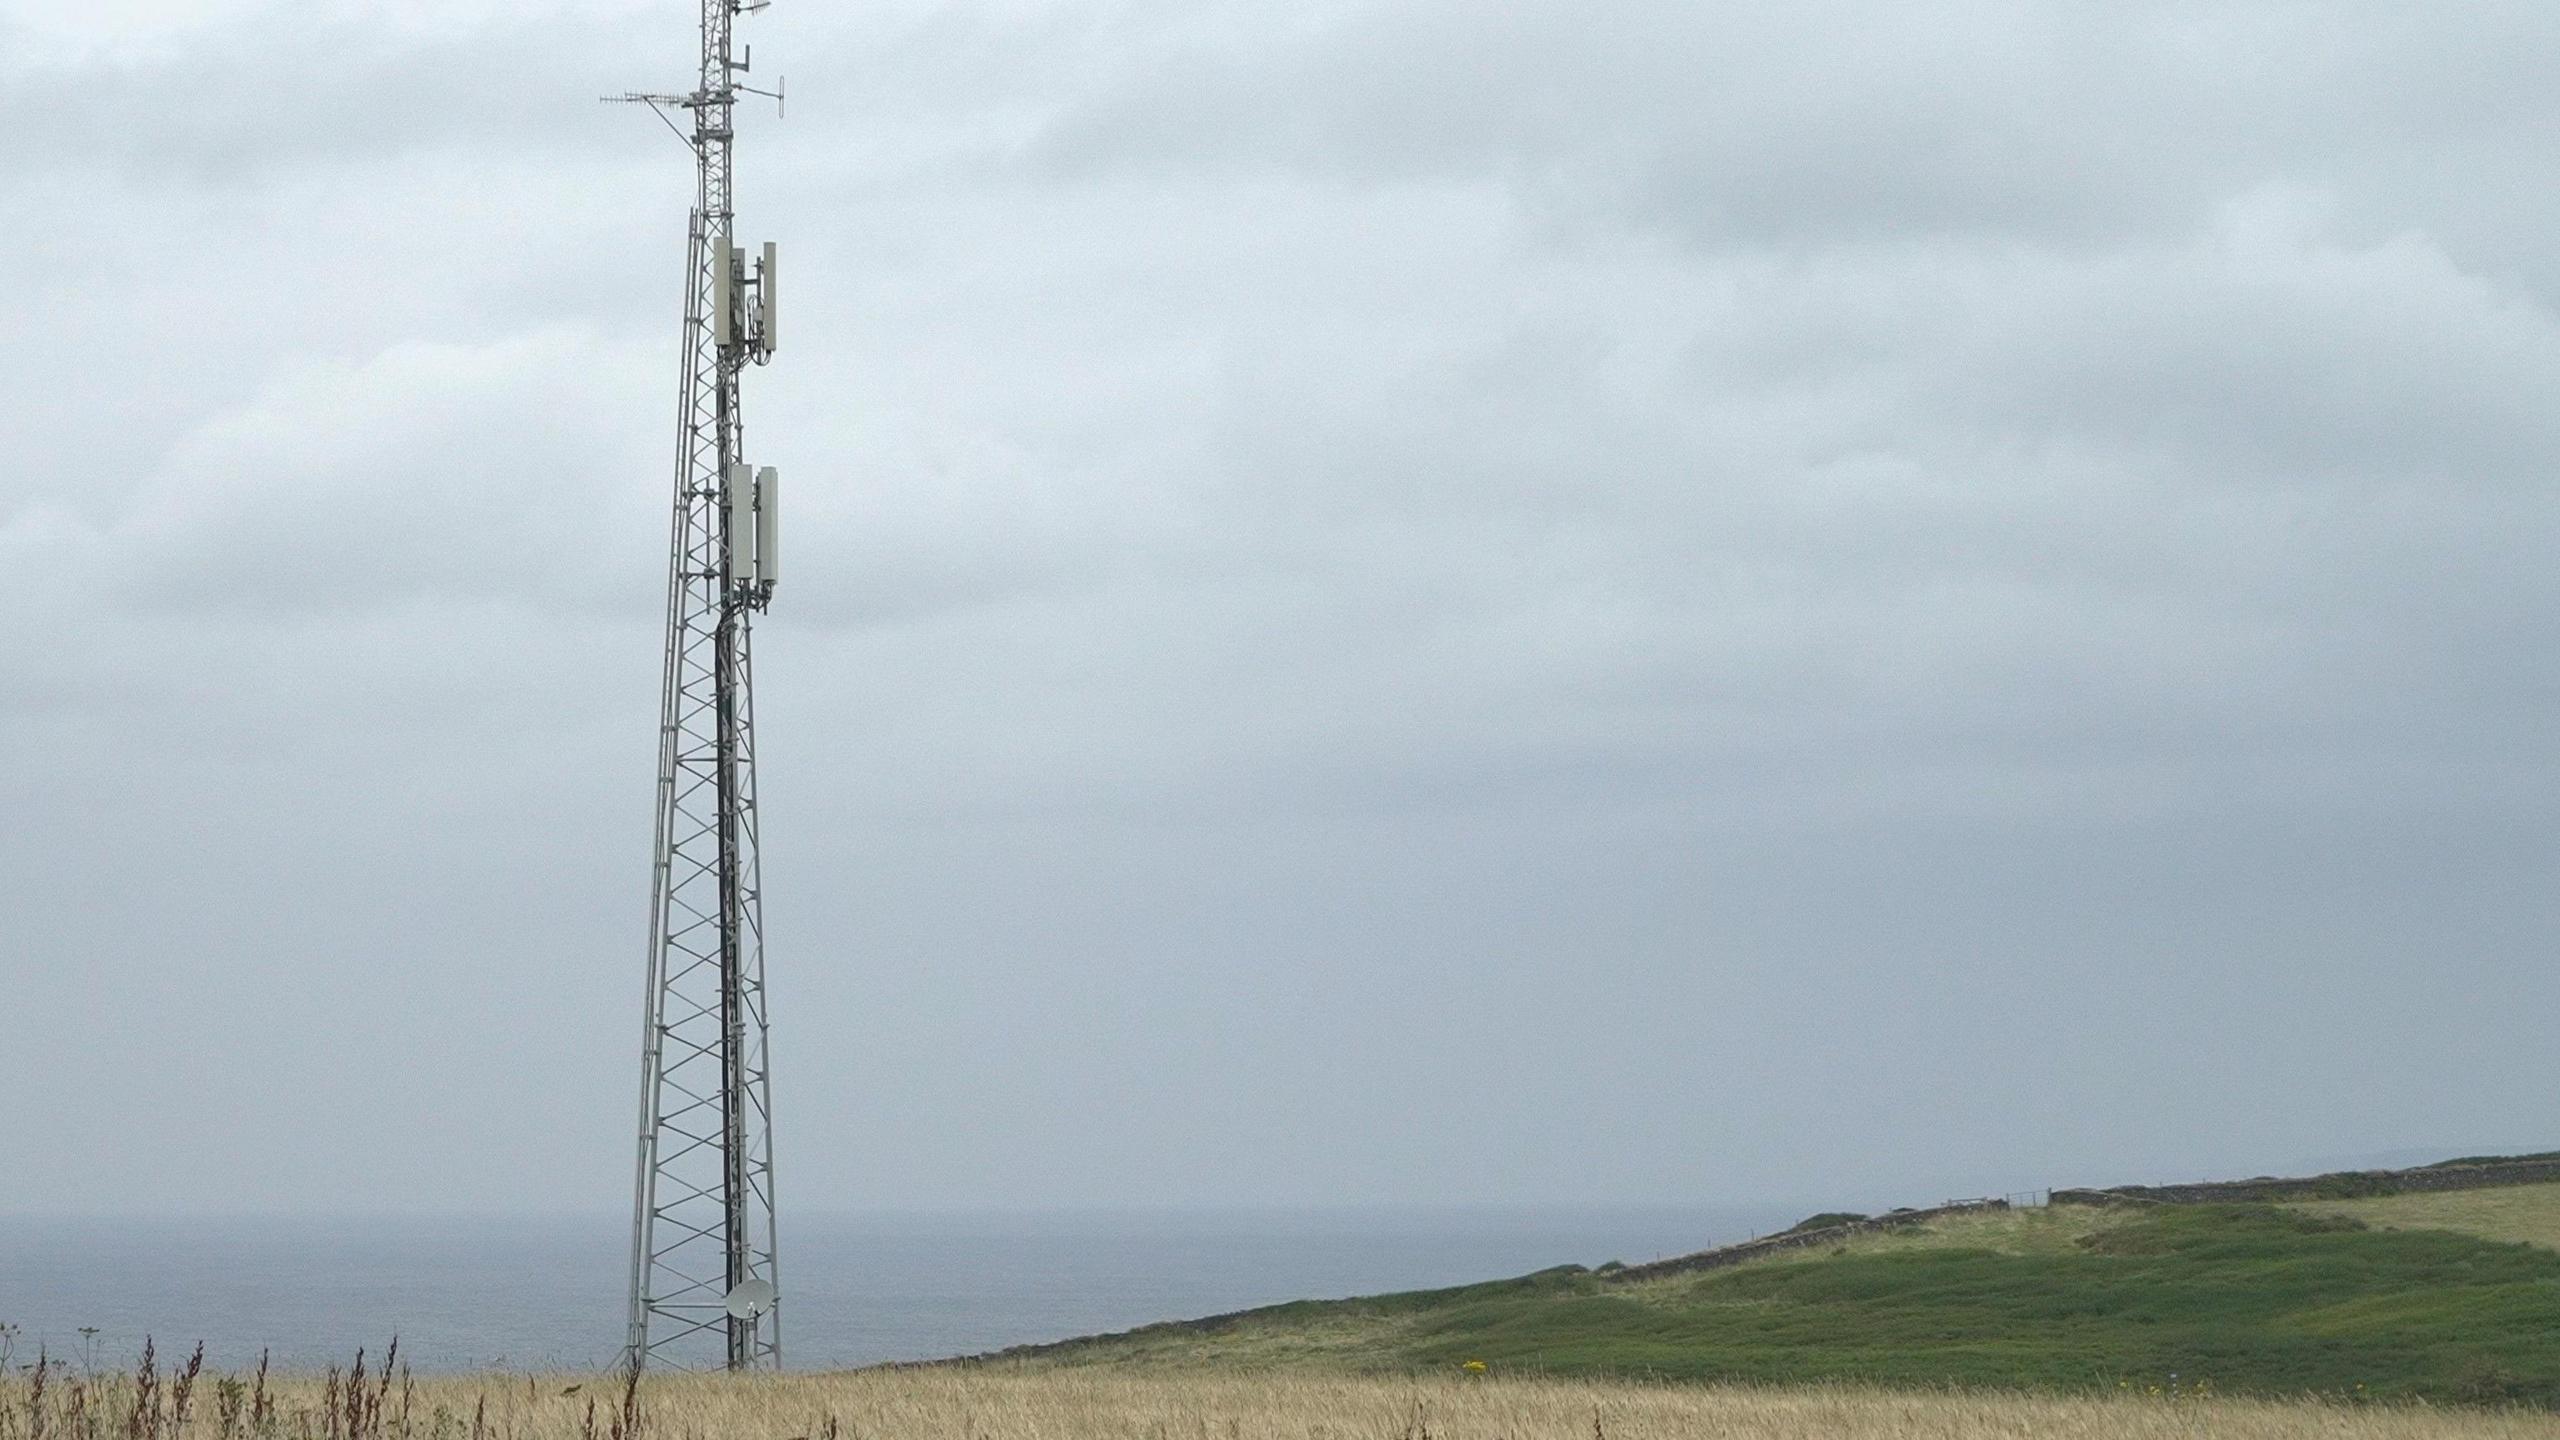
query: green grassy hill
[
  {"left": 992, "top": 1187, "right": 2560, "bottom": 1407},
  {"left": 2290, "top": 1185, "right": 2560, "bottom": 1254}
]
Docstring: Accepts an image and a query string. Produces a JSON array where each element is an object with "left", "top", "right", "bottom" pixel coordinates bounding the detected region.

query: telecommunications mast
[{"left": 612, "top": 0, "right": 787, "bottom": 1374}]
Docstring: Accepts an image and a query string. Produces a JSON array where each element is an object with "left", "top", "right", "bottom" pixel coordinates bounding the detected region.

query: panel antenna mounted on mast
[{"left": 610, "top": 0, "right": 789, "bottom": 1375}]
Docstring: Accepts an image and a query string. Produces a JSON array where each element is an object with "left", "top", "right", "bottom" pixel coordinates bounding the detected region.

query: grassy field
[
  {"left": 1005, "top": 1203, "right": 2560, "bottom": 1406},
  {"left": 12, "top": 1185, "right": 2557, "bottom": 1436},
  {"left": 7, "top": 1364, "right": 2559, "bottom": 1440},
  {"left": 2290, "top": 1183, "right": 2560, "bottom": 1254}
]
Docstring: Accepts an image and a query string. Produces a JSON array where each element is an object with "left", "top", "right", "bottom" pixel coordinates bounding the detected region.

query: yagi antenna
[
  {"left": 617, "top": 0, "right": 791, "bottom": 1379},
  {"left": 602, "top": 91, "right": 696, "bottom": 150}
]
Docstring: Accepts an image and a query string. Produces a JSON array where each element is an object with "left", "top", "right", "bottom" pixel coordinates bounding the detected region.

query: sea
[{"left": 0, "top": 1204, "right": 1808, "bottom": 1374}]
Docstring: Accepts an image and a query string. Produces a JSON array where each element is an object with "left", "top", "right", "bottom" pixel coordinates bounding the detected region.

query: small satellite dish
[{"left": 724, "top": 1278, "right": 777, "bottom": 1320}]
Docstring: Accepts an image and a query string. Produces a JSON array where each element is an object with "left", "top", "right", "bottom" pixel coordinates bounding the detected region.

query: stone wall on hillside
[
  {"left": 2052, "top": 1158, "right": 2560, "bottom": 1208},
  {"left": 1605, "top": 1199, "right": 2010, "bottom": 1283}
]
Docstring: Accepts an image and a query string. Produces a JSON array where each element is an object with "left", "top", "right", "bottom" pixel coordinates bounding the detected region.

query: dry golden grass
[
  {"left": 7, "top": 1364, "right": 2554, "bottom": 1440},
  {"left": 2291, "top": 1183, "right": 2560, "bottom": 1253}
]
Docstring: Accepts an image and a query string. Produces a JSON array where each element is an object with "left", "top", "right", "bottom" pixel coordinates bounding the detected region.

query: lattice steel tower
[{"left": 617, "top": 0, "right": 787, "bottom": 1375}]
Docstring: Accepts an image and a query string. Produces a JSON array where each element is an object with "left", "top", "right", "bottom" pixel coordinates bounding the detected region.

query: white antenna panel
[
  {"left": 760, "top": 242, "right": 777, "bottom": 353},
  {"left": 712, "top": 237, "right": 735, "bottom": 347},
  {"left": 755, "top": 466, "right": 778, "bottom": 588},
  {"left": 727, "top": 463, "right": 754, "bottom": 583}
]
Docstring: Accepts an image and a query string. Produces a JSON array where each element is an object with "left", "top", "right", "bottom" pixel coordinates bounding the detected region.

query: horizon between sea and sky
[
  {"left": 3, "top": 1203, "right": 1817, "bottom": 1373},
  {"left": 8, "top": 1141, "right": 2544, "bottom": 1374}
]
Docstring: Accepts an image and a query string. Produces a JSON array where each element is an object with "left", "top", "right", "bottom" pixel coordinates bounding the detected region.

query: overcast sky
[{"left": 4, "top": 0, "right": 2556, "bottom": 1219}]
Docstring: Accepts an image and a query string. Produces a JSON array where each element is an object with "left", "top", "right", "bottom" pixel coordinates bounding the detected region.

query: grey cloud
[
  {"left": 1, "top": 12, "right": 669, "bottom": 179},
  {"left": 110, "top": 329, "right": 665, "bottom": 612},
  {"left": 1020, "top": 2, "right": 2560, "bottom": 256},
  {"left": 4, "top": 0, "right": 2557, "bottom": 1218}
]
